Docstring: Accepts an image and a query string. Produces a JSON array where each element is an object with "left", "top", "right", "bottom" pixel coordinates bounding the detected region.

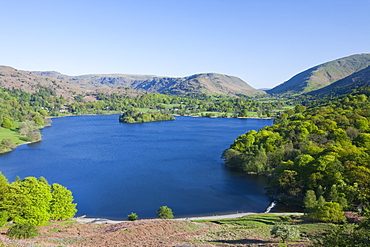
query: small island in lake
[{"left": 119, "top": 110, "right": 175, "bottom": 123}]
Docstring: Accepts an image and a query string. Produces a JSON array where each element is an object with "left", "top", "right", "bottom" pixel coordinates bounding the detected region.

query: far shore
[{"left": 74, "top": 212, "right": 304, "bottom": 224}]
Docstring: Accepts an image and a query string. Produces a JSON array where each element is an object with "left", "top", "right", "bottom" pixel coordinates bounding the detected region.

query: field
[{"left": 0, "top": 126, "right": 28, "bottom": 146}]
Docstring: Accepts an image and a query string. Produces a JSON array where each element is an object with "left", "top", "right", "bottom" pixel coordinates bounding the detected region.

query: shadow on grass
[
  {"left": 212, "top": 239, "right": 275, "bottom": 245},
  {"left": 210, "top": 218, "right": 280, "bottom": 226}
]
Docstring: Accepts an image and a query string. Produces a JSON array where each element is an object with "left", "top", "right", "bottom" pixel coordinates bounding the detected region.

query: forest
[{"left": 223, "top": 88, "right": 370, "bottom": 216}]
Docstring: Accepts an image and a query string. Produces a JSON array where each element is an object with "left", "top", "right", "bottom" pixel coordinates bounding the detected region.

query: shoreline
[{"left": 74, "top": 212, "right": 303, "bottom": 224}]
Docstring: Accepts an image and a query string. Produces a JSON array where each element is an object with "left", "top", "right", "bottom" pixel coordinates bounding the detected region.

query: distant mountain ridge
[
  {"left": 32, "top": 71, "right": 264, "bottom": 97},
  {"left": 267, "top": 53, "right": 370, "bottom": 94},
  {"left": 0, "top": 66, "right": 86, "bottom": 99}
]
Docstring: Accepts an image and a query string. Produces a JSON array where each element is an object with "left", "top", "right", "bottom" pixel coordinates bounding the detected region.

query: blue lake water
[{"left": 0, "top": 115, "right": 273, "bottom": 219}]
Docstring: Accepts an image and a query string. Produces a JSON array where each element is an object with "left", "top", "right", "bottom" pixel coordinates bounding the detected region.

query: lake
[{"left": 0, "top": 115, "right": 274, "bottom": 219}]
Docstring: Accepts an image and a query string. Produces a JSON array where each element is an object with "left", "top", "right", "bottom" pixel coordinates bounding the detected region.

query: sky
[{"left": 1, "top": 0, "right": 370, "bottom": 89}]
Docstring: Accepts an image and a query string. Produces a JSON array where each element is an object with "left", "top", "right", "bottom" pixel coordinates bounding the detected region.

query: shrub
[
  {"left": 127, "top": 212, "right": 138, "bottom": 221},
  {"left": 1, "top": 116, "right": 14, "bottom": 129},
  {"left": 271, "top": 223, "right": 300, "bottom": 243},
  {"left": 157, "top": 206, "right": 174, "bottom": 219},
  {"left": 7, "top": 223, "right": 38, "bottom": 239},
  {"left": 311, "top": 202, "right": 346, "bottom": 223},
  {"left": 0, "top": 211, "right": 8, "bottom": 226}
]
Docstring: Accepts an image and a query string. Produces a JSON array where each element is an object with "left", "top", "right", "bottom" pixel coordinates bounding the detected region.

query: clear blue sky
[{"left": 1, "top": 0, "right": 369, "bottom": 89}]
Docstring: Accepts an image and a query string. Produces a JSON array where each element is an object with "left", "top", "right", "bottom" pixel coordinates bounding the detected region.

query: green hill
[
  {"left": 307, "top": 65, "right": 370, "bottom": 96},
  {"left": 32, "top": 71, "right": 265, "bottom": 97},
  {"left": 267, "top": 53, "right": 370, "bottom": 94}
]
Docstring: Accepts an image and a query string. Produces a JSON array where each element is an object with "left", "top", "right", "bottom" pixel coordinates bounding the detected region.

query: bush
[
  {"left": 157, "top": 206, "right": 174, "bottom": 219},
  {"left": 271, "top": 223, "right": 300, "bottom": 243},
  {"left": 127, "top": 212, "right": 138, "bottom": 221},
  {"left": 0, "top": 211, "right": 8, "bottom": 226},
  {"left": 7, "top": 223, "right": 38, "bottom": 239},
  {"left": 311, "top": 202, "right": 346, "bottom": 223}
]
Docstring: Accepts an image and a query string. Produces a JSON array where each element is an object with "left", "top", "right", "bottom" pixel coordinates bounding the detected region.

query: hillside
[
  {"left": 307, "top": 65, "right": 370, "bottom": 96},
  {"left": 0, "top": 66, "right": 86, "bottom": 99},
  {"left": 32, "top": 71, "right": 264, "bottom": 97},
  {"left": 267, "top": 53, "right": 370, "bottom": 94}
]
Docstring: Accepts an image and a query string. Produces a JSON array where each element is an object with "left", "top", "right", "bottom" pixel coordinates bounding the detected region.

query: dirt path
[{"left": 75, "top": 212, "right": 304, "bottom": 224}]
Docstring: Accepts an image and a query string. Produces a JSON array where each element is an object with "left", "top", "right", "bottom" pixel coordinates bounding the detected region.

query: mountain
[
  {"left": 0, "top": 66, "right": 86, "bottom": 99},
  {"left": 32, "top": 71, "right": 265, "bottom": 97},
  {"left": 267, "top": 53, "right": 370, "bottom": 94},
  {"left": 307, "top": 65, "right": 370, "bottom": 96}
]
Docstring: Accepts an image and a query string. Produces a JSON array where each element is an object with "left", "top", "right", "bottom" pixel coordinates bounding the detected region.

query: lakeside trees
[
  {"left": 223, "top": 89, "right": 370, "bottom": 212},
  {"left": 157, "top": 206, "right": 174, "bottom": 219},
  {"left": 0, "top": 173, "right": 77, "bottom": 226}
]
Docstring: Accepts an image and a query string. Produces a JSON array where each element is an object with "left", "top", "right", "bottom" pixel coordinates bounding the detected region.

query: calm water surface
[{"left": 0, "top": 115, "right": 273, "bottom": 219}]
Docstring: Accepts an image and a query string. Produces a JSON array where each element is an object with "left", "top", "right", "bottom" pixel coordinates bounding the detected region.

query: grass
[
  {"left": 193, "top": 213, "right": 333, "bottom": 246},
  {"left": 44, "top": 220, "right": 81, "bottom": 233},
  {"left": 0, "top": 127, "right": 28, "bottom": 145}
]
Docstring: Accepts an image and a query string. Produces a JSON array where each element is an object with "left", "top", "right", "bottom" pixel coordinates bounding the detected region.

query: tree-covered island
[{"left": 119, "top": 110, "right": 175, "bottom": 123}]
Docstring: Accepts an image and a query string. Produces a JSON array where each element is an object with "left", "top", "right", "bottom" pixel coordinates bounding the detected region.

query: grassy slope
[
  {"left": 268, "top": 53, "right": 370, "bottom": 94},
  {"left": 194, "top": 213, "right": 332, "bottom": 245},
  {"left": 308, "top": 64, "right": 370, "bottom": 96},
  {"left": 0, "top": 128, "right": 28, "bottom": 145}
]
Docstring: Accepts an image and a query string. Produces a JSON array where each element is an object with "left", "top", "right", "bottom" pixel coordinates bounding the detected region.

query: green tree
[
  {"left": 0, "top": 139, "right": 15, "bottom": 152},
  {"left": 0, "top": 210, "right": 8, "bottom": 226},
  {"left": 32, "top": 115, "right": 44, "bottom": 126},
  {"left": 1, "top": 116, "right": 14, "bottom": 129},
  {"left": 317, "top": 195, "right": 326, "bottom": 207},
  {"left": 157, "top": 206, "right": 174, "bottom": 219},
  {"left": 270, "top": 223, "right": 300, "bottom": 243},
  {"left": 311, "top": 202, "right": 346, "bottom": 223},
  {"left": 0, "top": 172, "right": 9, "bottom": 196},
  {"left": 311, "top": 221, "right": 370, "bottom": 247},
  {"left": 50, "top": 183, "right": 77, "bottom": 220},
  {"left": 304, "top": 190, "right": 317, "bottom": 213},
  {"left": 328, "top": 184, "right": 339, "bottom": 202},
  {"left": 2, "top": 177, "right": 52, "bottom": 226},
  {"left": 127, "top": 212, "right": 138, "bottom": 221}
]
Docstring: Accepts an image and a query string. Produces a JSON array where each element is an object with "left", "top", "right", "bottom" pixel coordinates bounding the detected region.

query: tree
[
  {"left": 270, "top": 223, "right": 300, "bottom": 243},
  {"left": 311, "top": 219, "right": 370, "bottom": 247},
  {"left": 32, "top": 115, "right": 44, "bottom": 126},
  {"left": 328, "top": 184, "right": 339, "bottom": 202},
  {"left": 317, "top": 195, "right": 326, "bottom": 207},
  {"left": 50, "top": 183, "right": 77, "bottom": 220},
  {"left": 311, "top": 202, "right": 346, "bottom": 223},
  {"left": 0, "top": 210, "right": 8, "bottom": 226},
  {"left": 157, "top": 206, "right": 174, "bottom": 219},
  {"left": 127, "top": 212, "right": 138, "bottom": 221},
  {"left": 18, "top": 120, "right": 42, "bottom": 142},
  {"left": 0, "top": 139, "right": 15, "bottom": 152},
  {"left": 2, "top": 177, "right": 52, "bottom": 226},
  {"left": 304, "top": 190, "right": 317, "bottom": 213},
  {"left": 0, "top": 172, "right": 9, "bottom": 196},
  {"left": 1, "top": 116, "right": 14, "bottom": 129}
]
